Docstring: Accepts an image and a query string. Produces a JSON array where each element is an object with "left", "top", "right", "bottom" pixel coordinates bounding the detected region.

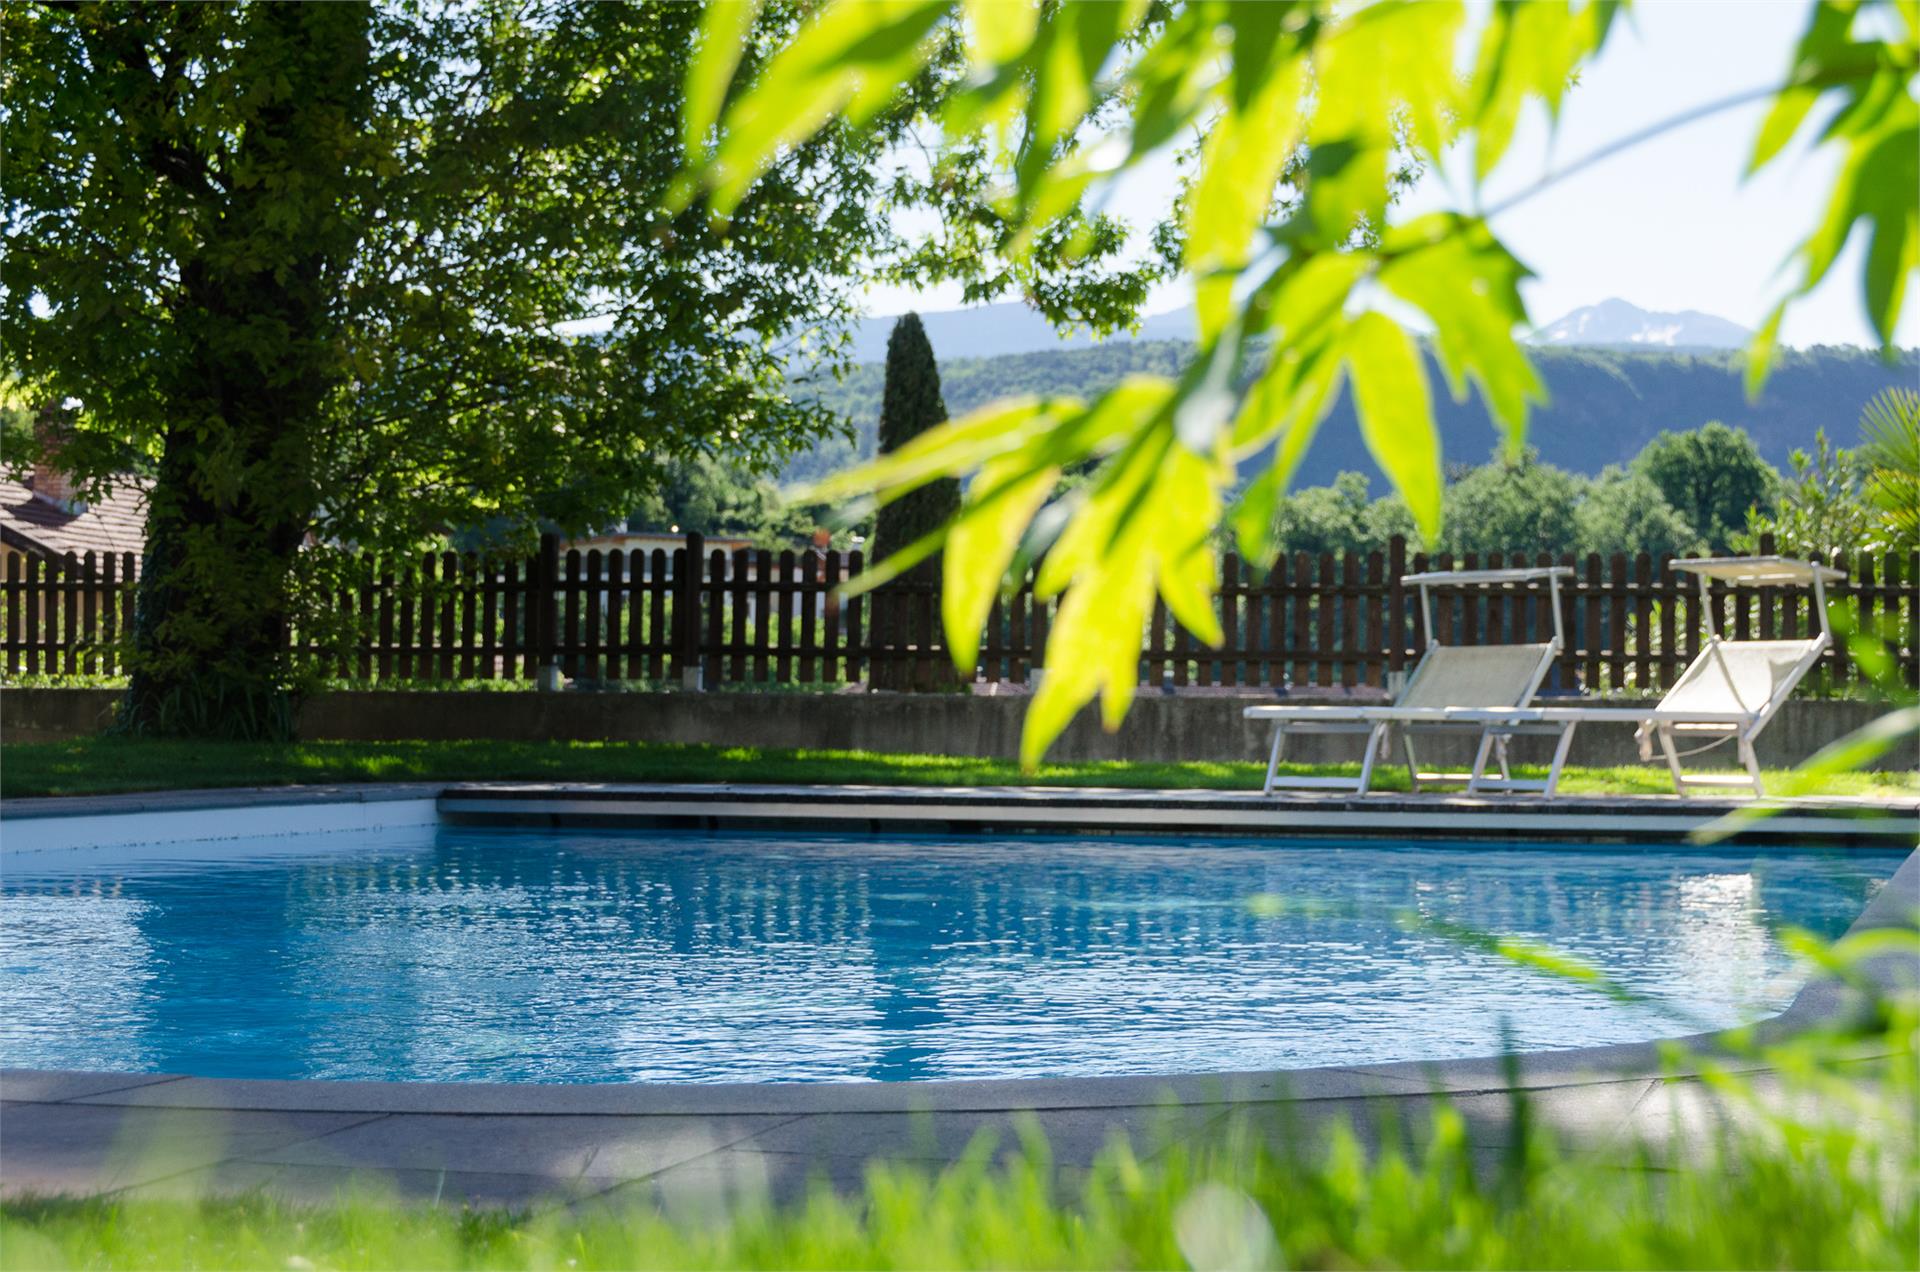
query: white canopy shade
[
  {"left": 1673, "top": 556, "right": 1846, "bottom": 585},
  {"left": 1399, "top": 566, "right": 1573, "bottom": 586}
]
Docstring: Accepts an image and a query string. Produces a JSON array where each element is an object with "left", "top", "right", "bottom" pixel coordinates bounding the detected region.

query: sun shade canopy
[
  {"left": 1399, "top": 567, "right": 1573, "bottom": 586},
  {"left": 1672, "top": 556, "right": 1846, "bottom": 585}
]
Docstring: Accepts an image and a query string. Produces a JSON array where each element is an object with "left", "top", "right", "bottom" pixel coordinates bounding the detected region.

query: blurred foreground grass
[
  {"left": 3, "top": 737, "right": 1915, "bottom": 799},
  {"left": 2, "top": 1036, "right": 1915, "bottom": 1270}
]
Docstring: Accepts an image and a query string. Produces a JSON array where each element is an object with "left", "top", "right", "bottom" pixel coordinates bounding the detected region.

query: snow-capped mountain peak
[{"left": 1529, "top": 299, "right": 1752, "bottom": 350}]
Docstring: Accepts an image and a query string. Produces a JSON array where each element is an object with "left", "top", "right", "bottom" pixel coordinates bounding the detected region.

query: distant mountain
[
  {"left": 789, "top": 342, "right": 1916, "bottom": 489},
  {"left": 851, "top": 296, "right": 1759, "bottom": 362},
  {"left": 1530, "top": 298, "right": 1752, "bottom": 350},
  {"left": 846, "top": 301, "right": 1195, "bottom": 362}
]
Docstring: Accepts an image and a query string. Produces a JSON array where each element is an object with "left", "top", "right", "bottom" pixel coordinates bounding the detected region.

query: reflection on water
[{"left": 0, "top": 828, "right": 1895, "bottom": 1083}]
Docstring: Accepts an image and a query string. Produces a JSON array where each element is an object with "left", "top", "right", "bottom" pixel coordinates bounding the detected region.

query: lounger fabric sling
[
  {"left": 1244, "top": 567, "right": 1572, "bottom": 795},
  {"left": 1448, "top": 557, "right": 1844, "bottom": 798}
]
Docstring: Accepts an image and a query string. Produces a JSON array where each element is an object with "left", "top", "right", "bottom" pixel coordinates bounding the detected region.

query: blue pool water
[{"left": 0, "top": 827, "right": 1898, "bottom": 1083}]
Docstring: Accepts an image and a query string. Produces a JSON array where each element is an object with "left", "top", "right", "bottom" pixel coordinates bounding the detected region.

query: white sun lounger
[
  {"left": 1244, "top": 567, "right": 1573, "bottom": 795},
  {"left": 1449, "top": 557, "right": 1845, "bottom": 798}
]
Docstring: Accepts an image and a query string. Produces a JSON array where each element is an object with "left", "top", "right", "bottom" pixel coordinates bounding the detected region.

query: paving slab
[
  {"left": 589, "top": 1149, "right": 876, "bottom": 1218},
  {"left": 120, "top": 1159, "right": 606, "bottom": 1209},
  {"left": 0, "top": 1070, "right": 186, "bottom": 1104},
  {"left": 249, "top": 1112, "right": 794, "bottom": 1181},
  {"left": 737, "top": 1103, "right": 1230, "bottom": 1167},
  {"left": 1334, "top": 1034, "right": 1765, "bottom": 1093},
  {"left": 1207, "top": 1078, "right": 1660, "bottom": 1154},
  {"left": 0, "top": 1103, "right": 382, "bottom": 1198}
]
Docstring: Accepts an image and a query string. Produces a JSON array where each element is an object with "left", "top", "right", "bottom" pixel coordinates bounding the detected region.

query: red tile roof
[{"left": 0, "top": 476, "right": 149, "bottom": 563}]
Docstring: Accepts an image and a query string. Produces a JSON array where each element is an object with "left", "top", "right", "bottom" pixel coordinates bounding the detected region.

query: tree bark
[{"left": 119, "top": 3, "right": 372, "bottom": 739}]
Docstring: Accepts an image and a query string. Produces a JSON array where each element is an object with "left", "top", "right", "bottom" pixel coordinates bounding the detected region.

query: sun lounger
[
  {"left": 1244, "top": 567, "right": 1573, "bottom": 795},
  {"left": 1448, "top": 557, "right": 1845, "bottom": 798}
]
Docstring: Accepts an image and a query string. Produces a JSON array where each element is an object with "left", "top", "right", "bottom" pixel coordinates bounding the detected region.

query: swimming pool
[{"left": 0, "top": 826, "right": 1898, "bottom": 1083}]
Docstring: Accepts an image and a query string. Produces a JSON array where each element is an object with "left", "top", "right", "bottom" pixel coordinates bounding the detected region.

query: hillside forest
[{"left": 643, "top": 343, "right": 1917, "bottom": 562}]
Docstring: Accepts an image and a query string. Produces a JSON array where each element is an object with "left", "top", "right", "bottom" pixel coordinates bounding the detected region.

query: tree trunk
[{"left": 118, "top": 4, "right": 371, "bottom": 739}]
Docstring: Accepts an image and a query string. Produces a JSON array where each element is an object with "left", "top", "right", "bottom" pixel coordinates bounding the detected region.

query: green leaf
[
  {"left": 942, "top": 457, "right": 1058, "bottom": 671},
  {"left": 1171, "top": 316, "right": 1246, "bottom": 453},
  {"left": 1018, "top": 432, "right": 1228, "bottom": 767},
  {"left": 1181, "top": 9, "right": 1307, "bottom": 338},
  {"left": 1744, "top": 300, "right": 1788, "bottom": 401},
  {"left": 801, "top": 397, "right": 1070, "bottom": 506},
  {"left": 1379, "top": 214, "right": 1544, "bottom": 445},
  {"left": 702, "top": 0, "right": 950, "bottom": 216},
  {"left": 1747, "top": 84, "right": 1821, "bottom": 175},
  {"left": 1856, "top": 122, "right": 1918, "bottom": 344},
  {"left": 961, "top": 0, "right": 1037, "bottom": 64},
  {"left": 1015, "top": 1, "right": 1141, "bottom": 176},
  {"left": 1034, "top": 424, "right": 1171, "bottom": 598},
  {"left": 1153, "top": 445, "right": 1225, "bottom": 644},
  {"left": 1316, "top": 0, "right": 1464, "bottom": 157},
  {"left": 1467, "top": 0, "right": 1617, "bottom": 182},
  {"left": 1749, "top": 0, "right": 1856, "bottom": 174},
  {"left": 1345, "top": 312, "right": 1442, "bottom": 541},
  {"left": 682, "top": 0, "right": 763, "bottom": 162},
  {"left": 1226, "top": 322, "right": 1348, "bottom": 567}
]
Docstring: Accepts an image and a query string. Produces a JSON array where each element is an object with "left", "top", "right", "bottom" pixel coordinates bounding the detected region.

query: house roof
[{"left": 0, "top": 476, "right": 148, "bottom": 563}]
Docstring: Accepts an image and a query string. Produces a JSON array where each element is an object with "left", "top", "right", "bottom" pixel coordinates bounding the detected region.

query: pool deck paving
[{"left": 1, "top": 783, "right": 1915, "bottom": 1212}]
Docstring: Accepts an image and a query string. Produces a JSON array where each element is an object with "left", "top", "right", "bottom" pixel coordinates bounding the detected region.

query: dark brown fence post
[
  {"left": 675, "top": 530, "right": 705, "bottom": 690},
  {"left": 532, "top": 532, "right": 561, "bottom": 690},
  {"left": 582, "top": 550, "right": 603, "bottom": 684},
  {"left": 3, "top": 552, "right": 20, "bottom": 676},
  {"left": 823, "top": 550, "right": 844, "bottom": 684},
  {"left": 100, "top": 552, "right": 119, "bottom": 676},
  {"left": 846, "top": 548, "right": 866, "bottom": 684},
  {"left": 1385, "top": 537, "right": 1407, "bottom": 692}
]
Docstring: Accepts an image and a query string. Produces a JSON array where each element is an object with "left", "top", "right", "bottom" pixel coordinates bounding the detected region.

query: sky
[{"left": 865, "top": 0, "right": 1917, "bottom": 350}]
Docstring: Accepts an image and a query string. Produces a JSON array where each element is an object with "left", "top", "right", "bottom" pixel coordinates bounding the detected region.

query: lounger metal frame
[{"left": 1245, "top": 567, "right": 1572, "bottom": 796}]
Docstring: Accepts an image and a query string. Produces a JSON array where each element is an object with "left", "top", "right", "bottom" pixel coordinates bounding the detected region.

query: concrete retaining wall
[{"left": 5, "top": 686, "right": 1913, "bottom": 771}]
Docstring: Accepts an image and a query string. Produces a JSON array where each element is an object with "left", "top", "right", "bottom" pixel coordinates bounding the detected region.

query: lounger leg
[
  {"left": 1403, "top": 733, "right": 1421, "bottom": 793},
  {"left": 1544, "top": 722, "right": 1576, "bottom": 797},
  {"left": 1495, "top": 736, "right": 1513, "bottom": 782},
  {"left": 1466, "top": 731, "right": 1497, "bottom": 794},
  {"left": 1263, "top": 726, "right": 1285, "bottom": 796},
  {"left": 1358, "top": 723, "right": 1386, "bottom": 794},
  {"left": 1659, "top": 726, "right": 1689, "bottom": 796},
  {"left": 1740, "top": 736, "right": 1764, "bottom": 798}
]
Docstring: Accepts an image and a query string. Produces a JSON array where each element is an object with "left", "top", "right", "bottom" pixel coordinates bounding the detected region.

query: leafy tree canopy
[
  {"left": 0, "top": 1, "right": 1146, "bottom": 734},
  {"left": 1434, "top": 449, "right": 1585, "bottom": 557},
  {"left": 1633, "top": 421, "right": 1780, "bottom": 552},
  {"left": 1572, "top": 470, "right": 1703, "bottom": 562},
  {"left": 1268, "top": 432, "right": 1713, "bottom": 564}
]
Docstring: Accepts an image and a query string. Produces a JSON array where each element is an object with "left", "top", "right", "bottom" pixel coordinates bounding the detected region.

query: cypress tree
[
  {"left": 871, "top": 312, "right": 959, "bottom": 560},
  {"left": 870, "top": 313, "right": 960, "bottom": 690}
]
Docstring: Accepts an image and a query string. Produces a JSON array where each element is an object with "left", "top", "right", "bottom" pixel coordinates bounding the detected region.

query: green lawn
[{"left": 2, "top": 736, "right": 1915, "bottom": 799}]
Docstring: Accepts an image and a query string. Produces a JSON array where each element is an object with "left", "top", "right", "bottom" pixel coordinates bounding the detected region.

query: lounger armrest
[
  {"left": 1243, "top": 706, "right": 1494, "bottom": 722},
  {"left": 1445, "top": 707, "right": 1756, "bottom": 725}
]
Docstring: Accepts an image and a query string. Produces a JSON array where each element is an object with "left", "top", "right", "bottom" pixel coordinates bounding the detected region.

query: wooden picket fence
[{"left": 3, "top": 533, "right": 1914, "bottom": 694}]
